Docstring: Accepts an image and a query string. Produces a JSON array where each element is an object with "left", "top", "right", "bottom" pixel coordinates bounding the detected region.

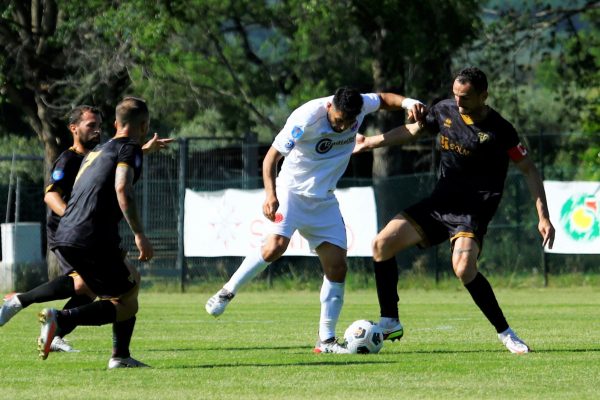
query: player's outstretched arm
[
  {"left": 262, "top": 146, "right": 283, "bottom": 222},
  {"left": 353, "top": 121, "right": 425, "bottom": 154},
  {"left": 141, "top": 133, "right": 174, "bottom": 155},
  {"left": 379, "top": 93, "right": 426, "bottom": 122},
  {"left": 514, "top": 156, "right": 555, "bottom": 249},
  {"left": 115, "top": 164, "right": 154, "bottom": 261}
]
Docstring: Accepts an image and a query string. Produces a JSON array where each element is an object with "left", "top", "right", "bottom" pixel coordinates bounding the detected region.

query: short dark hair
[
  {"left": 455, "top": 67, "right": 488, "bottom": 93},
  {"left": 115, "top": 96, "right": 149, "bottom": 126},
  {"left": 67, "top": 105, "right": 101, "bottom": 126},
  {"left": 332, "top": 87, "right": 363, "bottom": 119}
]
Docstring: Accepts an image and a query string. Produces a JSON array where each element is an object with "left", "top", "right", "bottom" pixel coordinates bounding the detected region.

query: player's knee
[
  {"left": 114, "top": 298, "right": 139, "bottom": 321},
  {"left": 261, "top": 240, "right": 288, "bottom": 262},
  {"left": 453, "top": 261, "right": 477, "bottom": 284},
  {"left": 372, "top": 235, "right": 390, "bottom": 261}
]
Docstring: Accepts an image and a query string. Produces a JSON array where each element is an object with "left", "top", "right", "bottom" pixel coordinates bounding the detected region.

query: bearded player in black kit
[
  {"left": 37, "top": 97, "right": 154, "bottom": 368},
  {"left": 354, "top": 67, "right": 555, "bottom": 354}
]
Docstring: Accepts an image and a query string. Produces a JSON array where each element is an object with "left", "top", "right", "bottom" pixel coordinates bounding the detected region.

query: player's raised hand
[
  {"left": 539, "top": 218, "right": 555, "bottom": 249},
  {"left": 142, "top": 133, "right": 174, "bottom": 155}
]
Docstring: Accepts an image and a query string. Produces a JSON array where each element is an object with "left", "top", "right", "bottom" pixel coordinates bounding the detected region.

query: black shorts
[
  {"left": 53, "top": 247, "right": 76, "bottom": 276},
  {"left": 402, "top": 196, "right": 493, "bottom": 251},
  {"left": 55, "top": 246, "right": 136, "bottom": 297}
]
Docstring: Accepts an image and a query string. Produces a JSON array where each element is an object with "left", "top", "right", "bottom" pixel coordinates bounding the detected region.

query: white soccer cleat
[
  {"left": 205, "top": 288, "right": 235, "bottom": 317},
  {"left": 378, "top": 317, "right": 404, "bottom": 342},
  {"left": 0, "top": 293, "right": 23, "bottom": 326},
  {"left": 498, "top": 328, "right": 530, "bottom": 354},
  {"left": 108, "top": 356, "right": 150, "bottom": 369},
  {"left": 313, "top": 337, "right": 350, "bottom": 354},
  {"left": 50, "top": 336, "right": 79, "bottom": 353},
  {"left": 37, "top": 308, "right": 58, "bottom": 360}
]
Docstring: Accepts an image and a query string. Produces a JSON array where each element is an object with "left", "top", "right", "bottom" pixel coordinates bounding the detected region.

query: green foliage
[{"left": 0, "top": 135, "right": 44, "bottom": 183}]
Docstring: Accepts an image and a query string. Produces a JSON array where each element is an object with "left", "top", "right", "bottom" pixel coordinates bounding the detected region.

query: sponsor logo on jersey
[
  {"left": 315, "top": 136, "right": 355, "bottom": 154},
  {"left": 285, "top": 139, "right": 295, "bottom": 150},
  {"left": 51, "top": 169, "right": 65, "bottom": 181},
  {"left": 516, "top": 142, "right": 527, "bottom": 156},
  {"left": 444, "top": 118, "right": 452, "bottom": 127},
  {"left": 478, "top": 132, "right": 490, "bottom": 143},
  {"left": 291, "top": 126, "right": 304, "bottom": 139},
  {"left": 439, "top": 135, "right": 471, "bottom": 156}
]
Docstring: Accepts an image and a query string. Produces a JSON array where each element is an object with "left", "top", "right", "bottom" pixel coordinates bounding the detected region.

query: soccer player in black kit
[
  {"left": 0, "top": 106, "right": 101, "bottom": 351},
  {"left": 37, "top": 97, "right": 154, "bottom": 368},
  {"left": 0, "top": 106, "right": 170, "bottom": 356},
  {"left": 354, "top": 67, "right": 555, "bottom": 353}
]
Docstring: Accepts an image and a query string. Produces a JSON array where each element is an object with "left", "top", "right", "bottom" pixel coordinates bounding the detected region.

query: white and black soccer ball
[{"left": 343, "top": 319, "right": 384, "bottom": 354}]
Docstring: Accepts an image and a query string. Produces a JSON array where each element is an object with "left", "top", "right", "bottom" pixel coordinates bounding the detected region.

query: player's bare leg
[{"left": 454, "top": 236, "right": 530, "bottom": 354}]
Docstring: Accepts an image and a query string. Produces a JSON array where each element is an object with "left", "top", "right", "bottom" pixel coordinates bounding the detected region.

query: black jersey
[
  {"left": 424, "top": 99, "right": 527, "bottom": 214},
  {"left": 53, "top": 137, "right": 143, "bottom": 250},
  {"left": 45, "top": 148, "right": 85, "bottom": 248}
]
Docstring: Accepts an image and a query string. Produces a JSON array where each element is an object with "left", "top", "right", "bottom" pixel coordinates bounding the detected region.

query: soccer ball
[{"left": 343, "top": 319, "right": 384, "bottom": 354}]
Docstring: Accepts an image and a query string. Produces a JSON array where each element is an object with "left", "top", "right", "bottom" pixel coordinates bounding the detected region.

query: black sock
[
  {"left": 17, "top": 275, "right": 75, "bottom": 308},
  {"left": 57, "top": 300, "right": 117, "bottom": 334},
  {"left": 55, "top": 295, "right": 95, "bottom": 337},
  {"left": 112, "top": 317, "right": 136, "bottom": 359},
  {"left": 464, "top": 272, "right": 509, "bottom": 333},
  {"left": 374, "top": 257, "right": 400, "bottom": 318}
]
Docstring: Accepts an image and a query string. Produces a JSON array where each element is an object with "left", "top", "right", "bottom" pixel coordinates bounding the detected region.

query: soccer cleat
[
  {"left": 0, "top": 293, "right": 23, "bottom": 326},
  {"left": 378, "top": 318, "right": 404, "bottom": 342},
  {"left": 205, "top": 288, "right": 235, "bottom": 317},
  {"left": 37, "top": 308, "right": 58, "bottom": 360},
  {"left": 498, "top": 328, "right": 530, "bottom": 354},
  {"left": 108, "top": 356, "right": 150, "bottom": 369},
  {"left": 313, "top": 337, "right": 350, "bottom": 354},
  {"left": 50, "top": 336, "right": 79, "bottom": 353}
]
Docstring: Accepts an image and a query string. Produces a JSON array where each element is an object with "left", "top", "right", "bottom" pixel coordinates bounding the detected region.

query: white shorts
[{"left": 267, "top": 190, "right": 347, "bottom": 252}]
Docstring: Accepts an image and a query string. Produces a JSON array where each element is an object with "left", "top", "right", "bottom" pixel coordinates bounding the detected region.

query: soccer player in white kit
[{"left": 206, "top": 87, "right": 425, "bottom": 353}]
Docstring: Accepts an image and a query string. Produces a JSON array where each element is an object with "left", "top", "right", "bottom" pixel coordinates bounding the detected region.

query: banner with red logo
[
  {"left": 544, "top": 180, "right": 600, "bottom": 254},
  {"left": 184, "top": 187, "right": 378, "bottom": 257}
]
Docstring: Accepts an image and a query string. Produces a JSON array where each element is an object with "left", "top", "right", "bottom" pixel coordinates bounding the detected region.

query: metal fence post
[{"left": 177, "top": 138, "right": 189, "bottom": 292}]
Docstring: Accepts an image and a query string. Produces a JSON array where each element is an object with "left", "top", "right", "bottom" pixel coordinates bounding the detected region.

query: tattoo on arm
[{"left": 115, "top": 165, "right": 144, "bottom": 234}]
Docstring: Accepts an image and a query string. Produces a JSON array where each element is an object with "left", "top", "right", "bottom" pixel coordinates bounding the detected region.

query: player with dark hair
[
  {"left": 0, "top": 106, "right": 101, "bottom": 352},
  {"left": 36, "top": 97, "right": 154, "bottom": 368},
  {"left": 354, "top": 67, "right": 555, "bottom": 353},
  {"left": 206, "top": 87, "right": 427, "bottom": 353},
  {"left": 0, "top": 105, "right": 170, "bottom": 355}
]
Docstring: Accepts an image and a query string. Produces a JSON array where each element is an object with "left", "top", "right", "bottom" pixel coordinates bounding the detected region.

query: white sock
[
  {"left": 319, "top": 276, "right": 345, "bottom": 342},
  {"left": 223, "top": 248, "right": 269, "bottom": 294}
]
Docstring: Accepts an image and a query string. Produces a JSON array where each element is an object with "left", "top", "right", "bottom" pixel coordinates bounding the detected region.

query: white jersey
[{"left": 272, "top": 93, "right": 380, "bottom": 198}]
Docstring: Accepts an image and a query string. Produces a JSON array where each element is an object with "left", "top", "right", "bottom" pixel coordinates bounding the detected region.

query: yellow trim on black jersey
[
  {"left": 460, "top": 114, "right": 474, "bottom": 125},
  {"left": 117, "top": 162, "right": 131, "bottom": 168},
  {"left": 45, "top": 184, "right": 64, "bottom": 195}
]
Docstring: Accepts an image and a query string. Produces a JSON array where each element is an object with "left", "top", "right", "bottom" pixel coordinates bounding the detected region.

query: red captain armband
[{"left": 507, "top": 142, "right": 528, "bottom": 162}]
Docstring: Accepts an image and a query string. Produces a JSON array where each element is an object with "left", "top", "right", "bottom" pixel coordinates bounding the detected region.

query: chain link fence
[{"left": 0, "top": 134, "right": 598, "bottom": 290}]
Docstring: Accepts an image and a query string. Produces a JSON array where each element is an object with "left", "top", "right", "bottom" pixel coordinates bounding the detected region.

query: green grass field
[{"left": 1, "top": 287, "right": 599, "bottom": 399}]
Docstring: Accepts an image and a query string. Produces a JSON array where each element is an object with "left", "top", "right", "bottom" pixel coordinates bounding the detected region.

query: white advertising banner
[
  {"left": 544, "top": 180, "right": 600, "bottom": 254},
  {"left": 184, "top": 187, "right": 378, "bottom": 257}
]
